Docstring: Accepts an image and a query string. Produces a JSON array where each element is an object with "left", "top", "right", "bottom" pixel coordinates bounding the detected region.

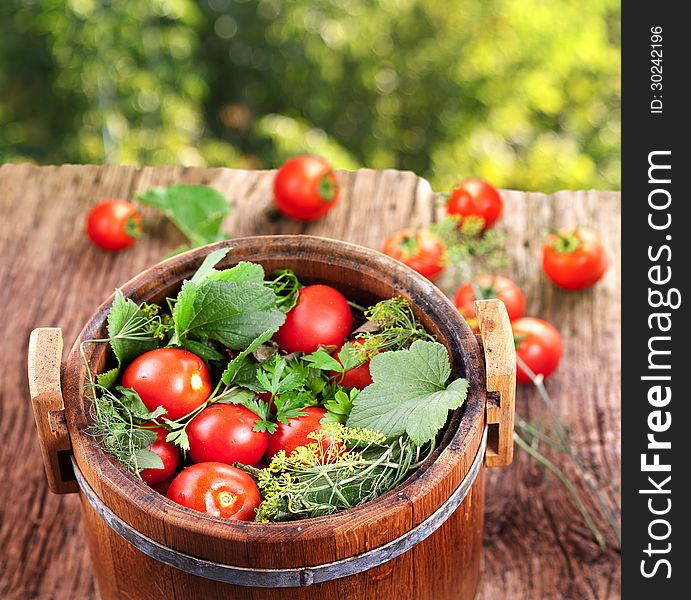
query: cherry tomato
[
  {"left": 187, "top": 404, "right": 268, "bottom": 466},
  {"left": 542, "top": 227, "right": 607, "bottom": 290},
  {"left": 86, "top": 199, "right": 142, "bottom": 251},
  {"left": 274, "top": 155, "right": 340, "bottom": 221},
  {"left": 265, "top": 407, "right": 330, "bottom": 461},
  {"left": 330, "top": 339, "right": 374, "bottom": 389},
  {"left": 273, "top": 285, "right": 352, "bottom": 353},
  {"left": 122, "top": 348, "right": 212, "bottom": 421},
  {"left": 380, "top": 228, "right": 445, "bottom": 280},
  {"left": 166, "top": 462, "right": 261, "bottom": 521},
  {"left": 454, "top": 275, "right": 525, "bottom": 329},
  {"left": 139, "top": 427, "right": 182, "bottom": 486},
  {"left": 447, "top": 178, "right": 503, "bottom": 230},
  {"left": 512, "top": 317, "right": 563, "bottom": 384}
]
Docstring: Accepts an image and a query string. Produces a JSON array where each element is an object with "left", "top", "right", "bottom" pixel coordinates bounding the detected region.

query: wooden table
[{"left": 0, "top": 164, "right": 621, "bottom": 599}]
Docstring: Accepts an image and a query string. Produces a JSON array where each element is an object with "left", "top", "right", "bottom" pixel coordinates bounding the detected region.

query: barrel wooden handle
[
  {"left": 474, "top": 299, "right": 516, "bottom": 467},
  {"left": 28, "top": 328, "right": 77, "bottom": 494}
]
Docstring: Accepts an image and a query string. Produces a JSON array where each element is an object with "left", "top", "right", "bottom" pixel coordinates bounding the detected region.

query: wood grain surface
[{"left": 0, "top": 164, "right": 621, "bottom": 599}]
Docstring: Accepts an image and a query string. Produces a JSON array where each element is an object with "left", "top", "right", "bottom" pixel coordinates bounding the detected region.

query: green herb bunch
[
  {"left": 255, "top": 424, "right": 427, "bottom": 522},
  {"left": 83, "top": 251, "right": 471, "bottom": 526}
]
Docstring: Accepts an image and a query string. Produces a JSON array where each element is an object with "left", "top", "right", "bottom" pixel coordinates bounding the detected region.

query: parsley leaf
[
  {"left": 273, "top": 391, "right": 310, "bottom": 425},
  {"left": 165, "top": 426, "right": 191, "bottom": 453},
  {"left": 346, "top": 340, "right": 469, "bottom": 445},
  {"left": 323, "top": 388, "right": 359, "bottom": 424},
  {"left": 138, "top": 184, "right": 230, "bottom": 248},
  {"left": 303, "top": 348, "right": 342, "bottom": 372}
]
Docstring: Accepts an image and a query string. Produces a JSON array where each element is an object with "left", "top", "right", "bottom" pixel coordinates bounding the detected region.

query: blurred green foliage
[{"left": 1, "top": 0, "right": 620, "bottom": 191}]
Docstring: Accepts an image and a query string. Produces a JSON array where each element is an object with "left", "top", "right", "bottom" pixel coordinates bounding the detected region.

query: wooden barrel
[{"left": 28, "top": 235, "right": 515, "bottom": 600}]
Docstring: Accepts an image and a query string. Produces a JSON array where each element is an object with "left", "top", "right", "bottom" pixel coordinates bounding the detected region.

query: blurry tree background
[{"left": 0, "top": 0, "right": 620, "bottom": 192}]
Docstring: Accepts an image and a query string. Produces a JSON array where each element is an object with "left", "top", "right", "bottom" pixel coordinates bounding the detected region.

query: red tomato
[
  {"left": 512, "top": 317, "right": 563, "bottom": 384},
  {"left": 166, "top": 462, "right": 261, "bottom": 521},
  {"left": 454, "top": 275, "right": 525, "bottom": 328},
  {"left": 542, "top": 227, "right": 607, "bottom": 290},
  {"left": 380, "top": 228, "right": 445, "bottom": 280},
  {"left": 447, "top": 178, "right": 503, "bottom": 230},
  {"left": 274, "top": 155, "right": 340, "bottom": 221},
  {"left": 273, "top": 285, "right": 352, "bottom": 353},
  {"left": 187, "top": 404, "right": 268, "bottom": 466},
  {"left": 265, "top": 407, "right": 330, "bottom": 461},
  {"left": 122, "top": 348, "right": 212, "bottom": 421},
  {"left": 140, "top": 427, "right": 181, "bottom": 486},
  {"left": 331, "top": 339, "right": 374, "bottom": 389},
  {"left": 86, "top": 199, "right": 142, "bottom": 251}
]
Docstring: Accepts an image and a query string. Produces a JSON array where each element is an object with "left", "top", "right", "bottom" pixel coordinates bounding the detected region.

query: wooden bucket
[{"left": 28, "top": 235, "right": 515, "bottom": 600}]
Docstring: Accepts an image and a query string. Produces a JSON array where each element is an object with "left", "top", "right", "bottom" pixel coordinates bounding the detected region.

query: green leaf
[
  {"left": 116, "top": 386, "right": 168, "bottom": 421},
  {"left": 97, "top": 367, "right": 120, "bottom": 390},
  {"left": 323, "top": 388, "right": 358, "bottom": 424},
  {"left": 346, "top": 341, "right": 469, "bottom": 445},
  {"left": 181, "top": 339, "right": 226, "bottom": 362},
  {"left": 214, "top": 387, "right": 257, "bottom": 406},
  {"left": 226, "top": 396, "right": 276, "bottom": 433},
  {"left": 165, "top": 427, "right": 190, "bottom": 452},
  {"left": 233, "top": 360, "right": 263, "bottom": 392},
  {"left": 138, "top": 184, "right": 230, "bottom": 247},
  {"left": 132, "top": 449, "right": 165, "bottom": 471},
  {"left": 221, "top": 329, "right": 275, "bottom": 385},
  {"left": 268, "top": 269, "right": 302, "bottom": 312},
  {"left": 255, "top": 356, "right": 305, "bottom": 396},
  {"left": 207, "top": 261, "right": 265, "bottom": 284},
  {"left": 303, "top": 348, "right": 342, "bottom": 372},
  {"left": 107, "top": 290, "right": 159, "bottom": 366},
  {"left": 101, "top": 291, "right": 159, "bottom": 385},
  {"left": 190, "top": 248, "right": 230, "bottom": 284},
  {"left": 171, "top": 280, "right": 198, "bottom": 345},
  {"left": 336, "top": 343, "right": 363, "bottom": 372},
  {"left": 178, "top": 281, "right": 285, "bottom": 350},
  {"left": 273, "top": 390, "right": 310, "bottom": 424}
]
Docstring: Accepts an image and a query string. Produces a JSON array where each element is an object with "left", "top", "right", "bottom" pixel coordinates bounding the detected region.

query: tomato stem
[
  {"left": 547, "top": 227, "right": 582, "bottom": 254},
  {"left": 124, "top": 215, "right": 144, "bottom": 239},
  {"left": 318, "top": 174, "right": 337, "bottom": 202}
]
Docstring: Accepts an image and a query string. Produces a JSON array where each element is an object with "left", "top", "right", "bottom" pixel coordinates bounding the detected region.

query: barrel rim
[{"left": 63, "top": 235, "right": 486, "bottom": 551}]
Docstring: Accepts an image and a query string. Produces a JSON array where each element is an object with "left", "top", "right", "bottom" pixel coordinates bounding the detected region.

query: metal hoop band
[{"left": 72, "top": 427, "right": 486, "bottom": 588}]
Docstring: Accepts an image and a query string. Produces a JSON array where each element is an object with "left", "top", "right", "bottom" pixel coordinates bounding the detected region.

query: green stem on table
[
  {"left": 515, "top": 414, "right": 563, "bottom": 451},
  {"left": 514, "top": 432, "right": 606, "bottom": 551},
  {"left": 516, "top": 354, "right": 621, "bottom": 548}
]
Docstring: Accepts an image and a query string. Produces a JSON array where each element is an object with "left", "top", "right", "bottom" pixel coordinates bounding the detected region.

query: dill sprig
[
  {"left": 267, "top": 269, "right": 302, "bottom": 312},
  {"left": 255, "top": 423, "right": 430, "bottom": 522},
  {"left": 88, "top": 385, "right": 160, "bottom": 474},
  {"left": 350, "top": 296, "right": 435, "bottom": 361},
  {"left": 430, "top": 215, "right": 510, "bottom": 293}
]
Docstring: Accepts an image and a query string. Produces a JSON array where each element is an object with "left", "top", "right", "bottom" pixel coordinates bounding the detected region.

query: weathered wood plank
[
  {"left": 0, "top": 164, "right": 620, "bottom": 599},
  {"left": 478, "top": 190, "right": 621, "bottom": 600}
]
